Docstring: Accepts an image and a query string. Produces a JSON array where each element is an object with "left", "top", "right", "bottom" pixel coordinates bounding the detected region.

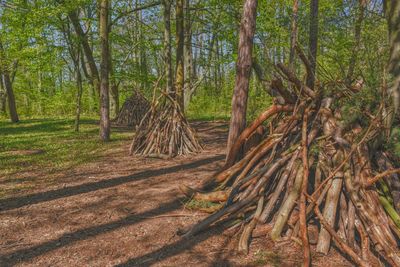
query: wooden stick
[
  {"left": 300, "top": 108, "right": 311, "bottom": 266},
  {"left": 313, "top": 203, "right": 370, "bottom": 267}
]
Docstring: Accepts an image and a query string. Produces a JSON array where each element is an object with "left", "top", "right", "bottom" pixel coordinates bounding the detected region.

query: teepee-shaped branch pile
[
  {"left": 115, "top": 90, "right": 150, "bottom": 127},
  {"left": 180, "top": 50, "right": 400, "bottom": 266},
  {"left": 130, "top": 92, "right": 202, "bottom": 159}
]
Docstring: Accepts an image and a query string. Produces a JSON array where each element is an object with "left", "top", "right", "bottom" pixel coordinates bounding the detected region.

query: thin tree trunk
[
  {"left": 99, "top": 0, "right": 111, "bottom": 141},
  {"left": 138, "top": 8, "right": 148, "bottom": 89},
  {"left": 0, "top": 38, "right": 19, "bottom": 122},
  {"left": 163, "top": 0, "right": 173, "bottom": 94},
  {"left": 183, "top": 0, "right": 193, "bottom": 110},
  {"left": 289, "top": 0, "right": 299, "bottom": 69},
  {"left": 68, "top": 9, "right": 100, "bottom": 96},
  {"left": 306, "top": 0, "right": 319, "bottom": 89},
  {"left": 175, "top": 0, "right": 185, "bottom": 109},
  {"left": 226, "top": 0, "right": 258, "bottom": 157},
  {"left": 75, "top": 52, "right": 83, "bottom": 132},
  {"left": 0, "top": 71, "right": 7, "bottom": 115},
  {"left": 2, "top": 72, "right": 19, "bottom": 122},
  {"left": 109, "top": 44, "right": 119, "bottom": 118},
  {"left": 346, "top": 0, "right": 366, "bottom": 83}
]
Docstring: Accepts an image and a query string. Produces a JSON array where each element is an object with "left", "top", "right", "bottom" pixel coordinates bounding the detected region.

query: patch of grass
[
  {"left": 185, "top": 198, "right": 220, "bottom": 210},
  {"left": 252, "top": 250, "right": 282, "bottom": 267},
  {"left": 0, "top": 118, "right": 132, "bottom": 197}
]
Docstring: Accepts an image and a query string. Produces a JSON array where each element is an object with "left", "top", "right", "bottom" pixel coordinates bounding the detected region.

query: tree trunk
[
  {"left": 0, "top": 38, "right": 19, "bottom": 122},
  {"left": 306, "top": 0, "right": 319, "bottom": 89},
  {"left": 2, "top": 72, "right": 19, "bottom": 122},
  {"left": 68, "top": 9, "right": 100, "bottom": 96},
  {"left": 183, "top": 0, "right": 193, "bottom": 110},
  {"left": 109, "top": 44, "right": 119, "bottom": 118},
  {"left": 289, "top": 0, "right": 299, "bottom": 69},
  {"left": 162, "top": 0, "right": 173, "bottom": 94},
  {"left": 75, "top": 53, "right": 83, "bottom": 132},
  {"left": 346, "top": 0, "right": 366, "bottom": 83},
  {"left": 99, "top": 0, "right": 111, "bottom": 141},
  {"left": 385, "top": 0, "right": 400, "bottom": 127},
  {"left": 175, "top": 0, "right": 185, "bottom": 109},
  {"left": 0, "top": 71, "right": 6, "bottom": 115},
  {"left": 226, "top": 0, "right": 258, "bottom": 158}
]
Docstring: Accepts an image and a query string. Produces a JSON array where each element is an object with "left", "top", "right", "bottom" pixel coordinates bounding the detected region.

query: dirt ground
[{"left": 0, "top": 122, "right": 353, "bottom": 267}]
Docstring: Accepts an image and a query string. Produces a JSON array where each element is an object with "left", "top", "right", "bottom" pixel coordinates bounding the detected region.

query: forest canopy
[{"left": 0, "top": 0, "right": 388, "bottom": 123}]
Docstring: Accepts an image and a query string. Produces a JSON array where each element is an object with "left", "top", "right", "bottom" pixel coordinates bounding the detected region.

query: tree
[
  {"left": 59, "top": 18, "right": 84, "bottom": 132},
  {"left": 385, "top": 0, "right": 400, "bottom": 130},
  {"left": 68, "top": 9, "right": 100, "bottom": 95},
  {"left": 183, "top": 0, "right": 193, "bottom": 110},
  {"left": 226, "top": 0, "right": 258, "bottom": 163},
  {"left": 346, "top": 0, "right": 366, "bottom": 83},
  {"left": 306, "top": 0, "right": 319, "bottom": 89},
  {"left": 162, "top": 0, "right": 173, "bottom": 94},
  {"left": 289, "top": 0, "right": 299, "bottom": 70},
  {"left": 0, "top": 38, "right": 19, "bottom": 123},
  {"left": 175, "top": 0, "right": 185, "bottom": 109},
  {"left": 99, "top": 0, "right": 110, "bottom": 141}
]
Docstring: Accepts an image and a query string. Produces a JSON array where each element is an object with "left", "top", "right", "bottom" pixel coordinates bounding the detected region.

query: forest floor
[{"left": 0, "top": 119, "right": 352, "bottom": 266}]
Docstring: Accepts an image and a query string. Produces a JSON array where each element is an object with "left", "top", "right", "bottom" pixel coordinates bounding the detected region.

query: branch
[
  {"left": 110, "top": 1, "right": 162, "bottom": 28},
  {"left": 366, "top": 168, "right": 400, "bottom": 187},
  {"left": 276, "top": 63, "right": 316, "bottom": 99}
]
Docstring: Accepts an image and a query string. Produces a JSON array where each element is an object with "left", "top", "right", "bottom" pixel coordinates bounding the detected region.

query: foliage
[{"left": 0, "top": 0, "right": 390, "bottom": 123}]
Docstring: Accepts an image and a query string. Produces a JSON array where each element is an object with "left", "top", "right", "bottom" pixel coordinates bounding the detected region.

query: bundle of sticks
[
  {"left": 115, "top": 90, "right": 150, "bottom": 127},
  {"left": 180, "top": 49, "right": 400, "bottom": 266},
  {"left": 130, "top": 92, "right": 202, "bottom": 159}
]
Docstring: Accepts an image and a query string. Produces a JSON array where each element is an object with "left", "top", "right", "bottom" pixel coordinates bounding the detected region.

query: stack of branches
[
  {"left": 179, "top": 47, "right": 400, "bottom": 266},
  {"left": 115, "top": 90, "right": 150, "bottom": 127},
  {"left": 130, "top": 92, "right": 202, "bottom": 159}
]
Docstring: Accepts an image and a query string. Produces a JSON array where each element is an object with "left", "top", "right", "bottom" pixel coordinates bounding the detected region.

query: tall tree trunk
[
  {"left": 109, "top": 43, "right": 119, "bottom": 118},
  {"left": 68, "top": 9, "right": 100, "bottom": 96},
  {"left": 0, "top": 71, "right": 6, "bottom": 115},
  {"left": 289, "top": 0, "right": 299, "bottom": 69},
  {"left": 226, "top": 0, "right": 258, "bottom": 157},
  {"left": 346, "top": 0, "right": 366, "bottom": 83},
  {"left": 75, "top": 52, "right": 83, "bottom": 132},
  {"left": 306, "top": 0, "right": 319, "bottom": 89},
  {"left": 175, "top": 0, "right": 185, "bottom": 109},
  {"left": 2, "top": 72, "right": 19, "bottom": 122},
  {"left": 0, "top": 39, "right": 19, "bottom": 122},
  {"left": 137, "top": 8, "right": 148, "bottom": 89},
  {"left": 162, "top": 0, "right": 173, "bottom": 94},
  {"left": 99, "top": 0, "right": 110, "bottom": 141},
  {"left": 183, "top": 0, "right": 193, "bottom": 110},
  {"left": 385, "top": 0, "right": 400, "bottom": 126}
]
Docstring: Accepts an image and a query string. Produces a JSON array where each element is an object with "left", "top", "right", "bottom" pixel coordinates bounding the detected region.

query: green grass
[
  {"left": 185, "top": 198, "right": 221, "bottom": 210},
  {"left": 0, "top": 118, "right": 132, "bottom": 197},
  {"left": 251, "top": 250, "right": 282, "bottom": 267}
]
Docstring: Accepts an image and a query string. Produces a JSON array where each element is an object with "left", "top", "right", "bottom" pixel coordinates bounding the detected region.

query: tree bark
[
  {"left": 99, "top": 0, "right": 111, "bottom": 141},
  {"left": 175, "top": 0, "right": 185, "bottom": 109},
  {"left": 226, "top": 0, "right": 258, "bottom": 155},
  {"left": 2, "top": 72, "right": 19, "bottom": 122},
  {"left": 0, "top": 72, "right": 6, "bottom": 115},
  {"left": 163, "top": 0, "right": 173, "bottom": 94},
  {"left": 306, "top": 0, "right": 319, "bottom": 89},
  {"left": 109, "top": 44, "right": 119, "bottom": 118},
  {"left": 0, "top": 38, "right": 19, "bottom": 122},
  {"left": 75, "top": 52, "right": 83, "bottom": 132},
  {"left": 289, "top": 0, "right": 299, "bottom": 70},
  {"left": 385, "top": 0, "right": 400, "bottom": 127},
  {"left": 183, "top": 0, "right": 193, "bottom": 110}
]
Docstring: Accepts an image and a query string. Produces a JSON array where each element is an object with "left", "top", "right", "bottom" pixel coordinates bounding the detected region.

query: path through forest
[{"left": 0, "top": 122, "right": 350, "bottom": 266}]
